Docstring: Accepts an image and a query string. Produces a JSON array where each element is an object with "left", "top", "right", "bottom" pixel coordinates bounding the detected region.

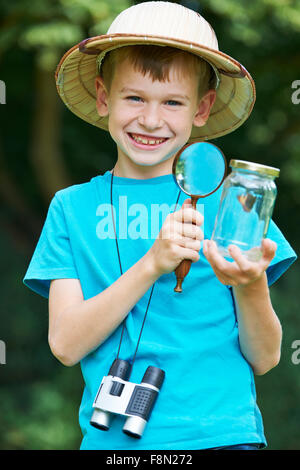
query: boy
[{"left": 23, "top": 2, "right": 296, "bottom": 450}]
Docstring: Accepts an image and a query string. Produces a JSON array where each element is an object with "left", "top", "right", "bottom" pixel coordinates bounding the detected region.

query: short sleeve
[
  {"left": 23, "top": 194, "right": 79, "bottom": 299},
  {"left": 265, "top": 219, "right": 297, "bottom": 286}
]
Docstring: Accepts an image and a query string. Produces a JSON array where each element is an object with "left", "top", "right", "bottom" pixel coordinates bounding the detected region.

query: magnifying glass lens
[{"left": 174, "top": 142, "right": 226, "bottom": 197}]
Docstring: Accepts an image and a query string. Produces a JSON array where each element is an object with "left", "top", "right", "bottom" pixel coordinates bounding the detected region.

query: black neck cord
[{"left": 110, "top": 168, "right": 181, "bottom": 375}]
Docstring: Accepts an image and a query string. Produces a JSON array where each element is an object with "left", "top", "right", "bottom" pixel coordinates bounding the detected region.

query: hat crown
[{"left": 107, "top": 1, "right": 219, "bottom": 51}]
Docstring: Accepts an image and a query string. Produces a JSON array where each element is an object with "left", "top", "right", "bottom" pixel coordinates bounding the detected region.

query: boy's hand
[
  {"left": 148, "top": 198, "right": 204, "bottom": 277},
  {"left": 203, "top": 238, "right": 277, "bottom": 287}
]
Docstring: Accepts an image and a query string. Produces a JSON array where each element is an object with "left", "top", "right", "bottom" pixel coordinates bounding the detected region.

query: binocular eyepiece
[{"left": 90, "top": 359, "right": 165, "bottom": 439}]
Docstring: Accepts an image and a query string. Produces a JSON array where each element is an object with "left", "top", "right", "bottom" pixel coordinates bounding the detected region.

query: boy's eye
[
  {"left": 127, "top": 96, "right": 143, "bottom": 102},
  {"left": 166, "top": 100, "right": 182, "bottom": 106}
]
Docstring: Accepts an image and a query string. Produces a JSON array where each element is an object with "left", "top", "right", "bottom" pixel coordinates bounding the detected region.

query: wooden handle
[
  {"left": 174, "top": 195, "right": 200, "bottom": 293},
  {"left": 174, "top": 259, "right": 192, "bottom": 292}
]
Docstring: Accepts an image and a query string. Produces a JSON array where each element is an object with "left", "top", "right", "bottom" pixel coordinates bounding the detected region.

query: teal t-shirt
[{"left": 23, "top": 171, "right": 297, "bottom": 450}]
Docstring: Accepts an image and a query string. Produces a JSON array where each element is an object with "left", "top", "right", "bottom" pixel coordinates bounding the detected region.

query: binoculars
[{"left": 90, "top": 358, "right": 165, "bottom": 439}]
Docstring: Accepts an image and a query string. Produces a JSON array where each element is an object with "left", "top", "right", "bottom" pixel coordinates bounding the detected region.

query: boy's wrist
[
  {"left": 233, "top": 272, "right": 269, "bottom": 296},
  {"left": 142, "top": 251, "right": 162, "bottom": 283},
  {"left": 232, "top": 273, "right": 274, "bottom": 320}
]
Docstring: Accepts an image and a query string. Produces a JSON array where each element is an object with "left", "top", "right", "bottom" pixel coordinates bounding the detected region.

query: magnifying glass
[{"left": 172, "top": 141, "right": 227, "bottom": 292}]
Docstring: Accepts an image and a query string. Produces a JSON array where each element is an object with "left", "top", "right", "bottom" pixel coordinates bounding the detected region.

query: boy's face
[{"left": 95, "top": 57, "right": 216, "bottom": 177}]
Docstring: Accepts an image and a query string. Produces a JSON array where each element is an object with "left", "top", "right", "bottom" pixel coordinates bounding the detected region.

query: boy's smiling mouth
[{"left": 128, "top": 132, "right": 169, "bottom": 148}]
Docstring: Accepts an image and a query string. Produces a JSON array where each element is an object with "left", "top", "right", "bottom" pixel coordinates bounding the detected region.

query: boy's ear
[
  {"left": 95, "top": 76, "right": 109, "bottom": 117},
  {"left": 193, "top": 89, "right": 217, "bottom": 128}
]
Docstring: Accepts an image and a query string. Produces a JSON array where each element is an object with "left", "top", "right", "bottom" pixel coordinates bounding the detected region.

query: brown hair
[{"left": 100, "top": 45, "right": 216, "bottom": 100}]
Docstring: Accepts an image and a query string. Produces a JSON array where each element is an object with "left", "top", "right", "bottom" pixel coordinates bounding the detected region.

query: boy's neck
[{"left": 111, "top": 159, "right": 174, "bottom": 179}]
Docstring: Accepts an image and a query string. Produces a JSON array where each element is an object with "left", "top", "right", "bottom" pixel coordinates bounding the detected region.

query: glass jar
[{"left": 211, "top": 159, "right": 280, "bottom": 262}]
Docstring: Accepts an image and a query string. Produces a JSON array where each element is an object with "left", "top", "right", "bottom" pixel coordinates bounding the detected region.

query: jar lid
[{"left": 230, "top": 159, "right": 280, "bottom": 177}]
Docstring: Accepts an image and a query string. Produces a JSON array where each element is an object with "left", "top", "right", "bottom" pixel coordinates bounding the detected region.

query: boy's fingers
[
  {"left": 204, "top": 240, "right": 232, "bottom": 271},
  {"left": 174, "top": 199, "right": 203, "bottom": 226},
  {"left": 205, "top": 241, "right": 254, "bottom": 278},
  {"left": 228, "top": 244, "right": 258, "bottom": 276},
  {"left": 259, "top": 239, "right": 277, "bottom": 267},
  {"left": 203, "top": 240, "right": 236, "bottom": 283},
  {"left": 182, "top": 198, "right": 192, "bottom": 207},
  {"left": 204, "top": 238, "right": 278, "bottom": 286},
  {"left": 229, "top": 239, "right": 277, "bottom": 274}
]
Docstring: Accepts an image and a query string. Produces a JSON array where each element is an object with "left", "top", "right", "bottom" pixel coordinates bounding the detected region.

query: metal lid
[{"left": 230, "top": 159, "right": 280, "bottom": 177}]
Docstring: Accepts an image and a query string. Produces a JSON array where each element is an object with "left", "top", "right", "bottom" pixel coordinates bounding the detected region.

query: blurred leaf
[{"left": 20, "top": 22, "right": 83, "bottom": 48}]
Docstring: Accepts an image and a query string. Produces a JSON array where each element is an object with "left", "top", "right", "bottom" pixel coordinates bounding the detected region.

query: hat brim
[{"left": 55, "top": 33, "right": 256, "bottom": 141}]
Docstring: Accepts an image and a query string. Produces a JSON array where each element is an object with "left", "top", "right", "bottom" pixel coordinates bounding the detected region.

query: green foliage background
[{"left": 0, "top": 0, "right": 299, "bottom": 450}]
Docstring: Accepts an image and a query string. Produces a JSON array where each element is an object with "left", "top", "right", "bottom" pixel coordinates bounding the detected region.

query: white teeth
[{"left": 131, "top": 134, "right": 166, "bottom": 145}]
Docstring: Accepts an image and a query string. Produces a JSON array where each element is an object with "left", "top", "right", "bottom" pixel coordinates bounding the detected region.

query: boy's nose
[{"left": 137, "top": 104, "right": 164, "bottom": 130}]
